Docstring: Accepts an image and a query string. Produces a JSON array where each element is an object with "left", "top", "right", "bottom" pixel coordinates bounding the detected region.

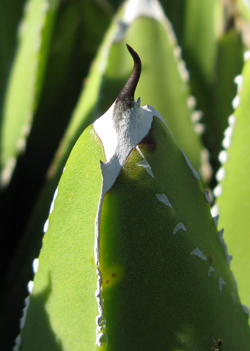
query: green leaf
[
  {"left": 215, "top": 50, "right": 250, "bottom": 312},
  {"left": 19, "top": 46, "right": 250, "bottom": 350},
  {"left": 0, "top": 0, "right": 59, "bottom": 185}
]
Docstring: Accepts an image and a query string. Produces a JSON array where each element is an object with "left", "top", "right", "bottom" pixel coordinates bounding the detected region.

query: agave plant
[{"left": 0, "top": 0, "right": 250, "bottom": 350}]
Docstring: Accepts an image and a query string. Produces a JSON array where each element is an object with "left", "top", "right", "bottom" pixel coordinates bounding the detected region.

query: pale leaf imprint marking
[
  {"left": 219, "top": 277, "right": 226, "bottom": 294},
  {"left": 173, "top": 222, "right": 187, "bottom": 234},
  {"left": 191, "top": 247, "right": 207, "bottom": 261},
  {"left": 156, "top": 193, "right": 173, "bottom": 209},
  {"left": 136, "top": 146, "right": 154, "bottom": 178},
  {"left": 208, "top": 266, "right": 215, "bottom": 277}
]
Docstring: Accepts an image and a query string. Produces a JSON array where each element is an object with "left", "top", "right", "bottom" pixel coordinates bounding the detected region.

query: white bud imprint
[
  {"left": 219, "top": 277, "right": 226, "bottom": 294},
  {"left": 156, "top": 194, "right": 173, "bottom": 209},
  {"left": 208, "top": 266, "right": 215, "bottom": 277},
  {"left": 191, "top": 247, "right": 207, "bottom": 261},
  {"left": 136, "top": 159, "right": 154, "bottom": 177},
  {"left": 181, "top": 150, "right": 200, "bottom": 180},
  {"left": 32, "top": 258, "right": 39, "bottom": 274},
  {"left": 231, "top": 292, "right": 237, "bottom": 302},
  {"left": 136, "top": 146, "right": 154, "bottom": 178},
  {"left": 173, "top": 222, "right": 187, "bottom": 234}
]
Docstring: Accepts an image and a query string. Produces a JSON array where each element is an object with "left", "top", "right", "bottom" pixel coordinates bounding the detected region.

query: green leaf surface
[
  {"left": 19, "top": 94, "right": 250, "bottom": 350},
  {"left": 1, "top": 0, "right": 59, "bottom": 183},
  {"left": 216, "top": 51, "right": 250, "bottom": 311},
  {"left": 19, "top": 125, "right": 106, "bottom": 350}
]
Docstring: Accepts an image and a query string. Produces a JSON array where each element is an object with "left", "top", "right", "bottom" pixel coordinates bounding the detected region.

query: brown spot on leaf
[{"left": 139, "top": 133, "right": 156, "bottom": 152}]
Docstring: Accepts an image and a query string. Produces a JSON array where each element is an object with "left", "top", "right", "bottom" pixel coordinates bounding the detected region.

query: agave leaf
[
  {"left": 215, "top": 50, "right": 250, "bottom": 312},
  {"left": 18, "top": 45, "right": 250, "bottom": 351},
  {"left": 0, "top": 0, "right": 59, "bottom": 185},
  {"left": 0, "top": 1, "right": 113, "bottom": 348}
]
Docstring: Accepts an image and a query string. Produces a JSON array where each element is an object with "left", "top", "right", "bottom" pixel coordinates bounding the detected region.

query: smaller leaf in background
[
  {"left": 214, "top": 49, "right": 250, "bottom": 313},
  {"left": 205, "top": 0, "right": 244, "bottom": 180},
  {"left": 0, "top": 0, "right": 60, "bottom": 186}
]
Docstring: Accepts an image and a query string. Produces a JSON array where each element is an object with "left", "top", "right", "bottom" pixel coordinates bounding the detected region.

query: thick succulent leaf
[
  {"left": 0, "top": 0, "right": 27, "bottom": 126},
  {"left": 18, "top": 125, "right": 106, "bottom": 350},
  {"left": 207, "top": 28, "right": 243, "bottom": 172},
  {"left": 0, "top": 0, "right": 59, "bottom": 184},
  {"left": 182, "top": 0, "right": 217, "bottom": 84},
  {"left": 215, "top": 50, "right": 250, "bottom": 311},
  {"left": 19, "top": 45, "right": 250, "bottom": 349},
  {"left": 0, "top": 3, "right": 113, "bottom": 348}
]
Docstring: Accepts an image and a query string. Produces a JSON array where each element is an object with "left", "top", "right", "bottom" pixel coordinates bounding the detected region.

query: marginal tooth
[
  {"left": 27, "top": 281, "right": 34, "bottom": 294},
  {"left": 204, "top": 190, "right": 211, "bottom": 203},
  {"left": 218, "top": 229, "right": 224, "bottom": 244},
  {"left": 156, "top": 194, "right": 173, "bottom": 209},
  {"left": 181, "top": 150, "right": 200, "bottom": 180},
  {"left": 191, "top": 110, "right": 203, "bottom": 123},
  {"left": 219, "top": 277, "right": 226, "bottom": 294},
  {"left": 232, "top": 95, "right": 240, "bottom": 109},
  {"left": 191, "top": 247, "right": 207, "bottom": 261},
  {"left": 222, "top": 135, "right": 232, "bottom": 149},
  {"left": 187, "top": 95, "right": 196, "bottom": 109},
  {"left": 177, "top": 61, "right": 189, "bottom": 83},
  {"left": 173, "top": 222, "right": 187, "bottom": 234},
  {"left": 218, "top": 150, "right": 228, "bottom": 164},
  {"left": 13, "top": 335, "right": 21, "bottom": 351},
  {"left": 224, "top": 125, "right": 234, "bottom": 138},
  {"left": 43, "top": 219, "right": 49, "bottom": 233},
  {"left": 211, "top": 204, "right": 219, "bottom": 217},
  {"left": 194, "top": 123, "right": 205, "bottom": 135},
  {"left": 228, "top": 114, "right": 236, "bottom": 127},
  {"left": 173, "top": 45, "right": 182, "bottom": 60},
  {"left": 208, "top": 266, "right": 215, "bottom": 277},
  {"left": 234, "top": 74, "right": 243, "bottom": 94},
  {"left": 242, "top": 304, "right": 250, "bottom": 318},
  {"left": 213, "top": 215, "right": 219, "bottom": 228},
  {"left": 244, "top": 50, "right": 250, "bottom": 62},
  {"left": 19, "top": 296, "right": 30, "bottom": 329},
  {"left": 216, "top": 167, "right": 225, "bottom": 182},
  {"left": 213, "top": 184, "right": 223, "bottom": 198},
  {"left": 32, "top": 258, "right": 39, "bottom": 274},
  {"left": 232, "top": 272, "right": 238, "bottom": 291}
]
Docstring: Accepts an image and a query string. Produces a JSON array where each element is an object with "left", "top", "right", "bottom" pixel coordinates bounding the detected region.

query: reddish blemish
[
  {"left": 112, "top": 273, "right": 116, "bottom": 277},
  {"left": 106, "top": 280, "right": 109, "bottom": 284}
]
